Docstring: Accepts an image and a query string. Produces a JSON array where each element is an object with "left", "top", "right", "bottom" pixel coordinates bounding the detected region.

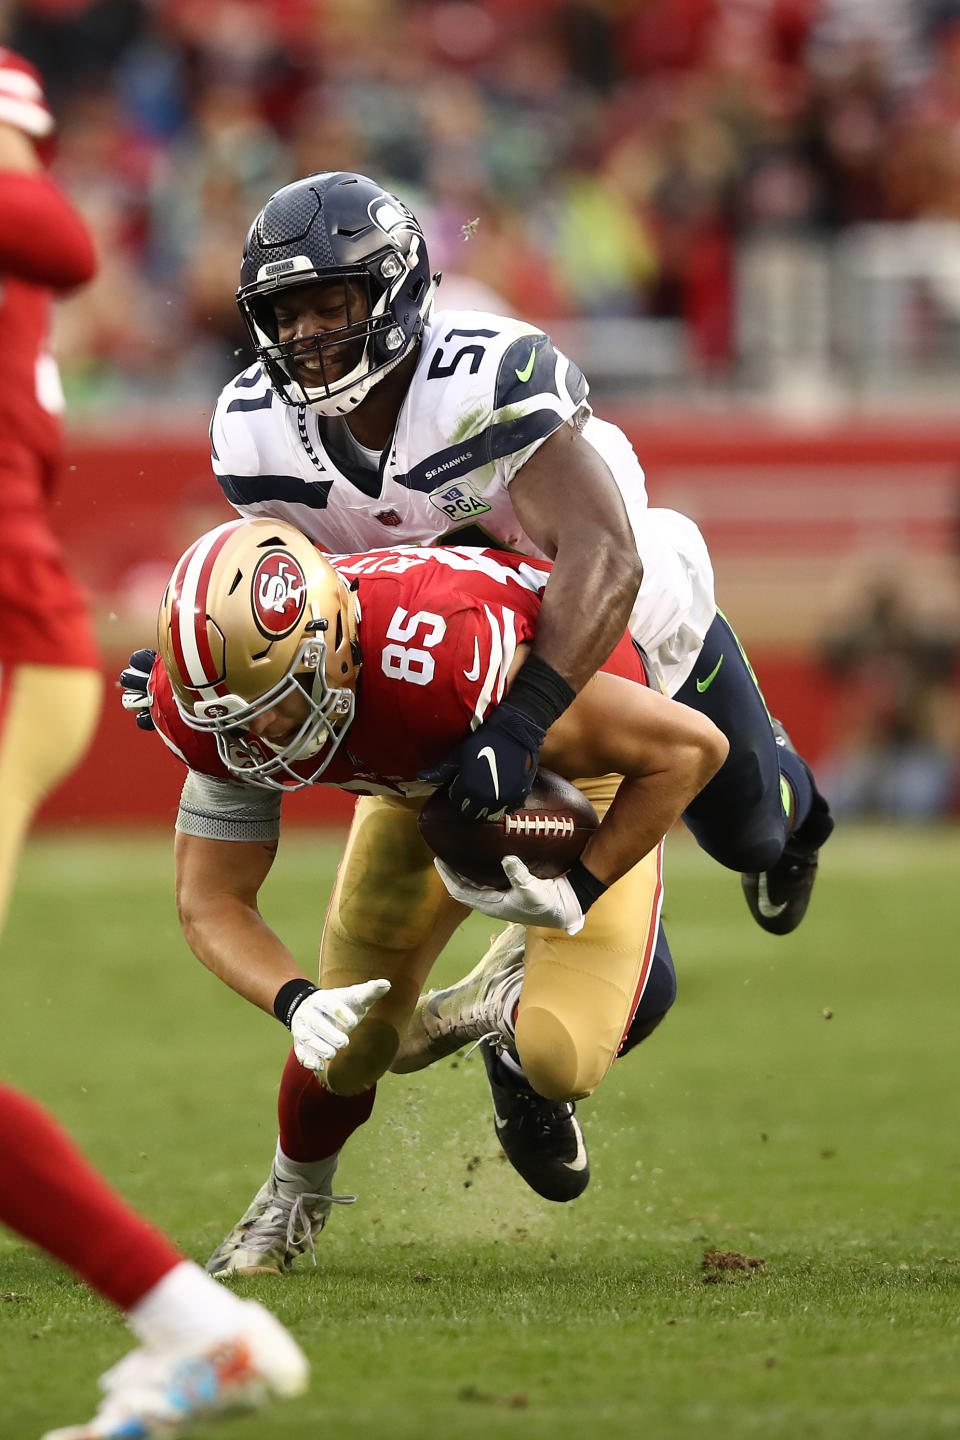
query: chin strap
[
  {"left": 306, "top": 343, "right": 411, "bottom": 417},
  {"left": 304, "top": 273, "right": 440, "bottom": 417}
]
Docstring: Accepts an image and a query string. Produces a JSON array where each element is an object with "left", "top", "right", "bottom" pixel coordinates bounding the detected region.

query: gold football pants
[
  {"left": 319, "top": 777, "right": 662, "bottom": 1103},
  {"left": 0, "top": 663, "right": 102, "bottom": 935}
]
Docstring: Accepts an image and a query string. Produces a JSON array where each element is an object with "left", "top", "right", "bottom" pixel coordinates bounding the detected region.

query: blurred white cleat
[{"left": 41, "top": 1298, "right": 308, "bottom": 1439}]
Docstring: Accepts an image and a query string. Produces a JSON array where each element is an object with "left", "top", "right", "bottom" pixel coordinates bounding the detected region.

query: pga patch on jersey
[{"left": 428, "top": 479, "right": 492, "bottom": 522}]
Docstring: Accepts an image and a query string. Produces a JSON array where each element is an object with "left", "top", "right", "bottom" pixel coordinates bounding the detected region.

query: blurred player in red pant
[
  {"left": 0, "top": 46, "right": 100, "bottom": 928},
  {"left": 0, "top": 48, "right": 308, "bottom": 1439}
]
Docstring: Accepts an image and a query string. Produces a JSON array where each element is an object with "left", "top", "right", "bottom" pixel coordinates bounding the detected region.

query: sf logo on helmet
[{"left": 252, "top": 553, "right": 308, "bottom": 638}]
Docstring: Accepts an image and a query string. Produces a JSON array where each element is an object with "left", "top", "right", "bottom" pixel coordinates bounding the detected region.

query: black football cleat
[
  {"left": 742, "top": 720, "right": 834, "bottom": 936},
  {"left": 480, "top": 1040, "right": 589, "bottom": 1202}
]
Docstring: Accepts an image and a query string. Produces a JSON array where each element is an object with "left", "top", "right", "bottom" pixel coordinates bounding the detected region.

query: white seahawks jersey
[{"left": 210, "top": 308, "right": 716, "bottom": 692}]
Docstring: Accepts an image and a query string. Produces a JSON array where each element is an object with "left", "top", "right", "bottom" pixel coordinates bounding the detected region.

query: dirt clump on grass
[{"left": 700, "top": 1249, "right": 766, "bottom": 1282}]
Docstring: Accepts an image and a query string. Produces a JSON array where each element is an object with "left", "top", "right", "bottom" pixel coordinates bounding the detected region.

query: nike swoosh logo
[
  {"left": 563, "top": 1125, "right": 588, "bottom": 1172},
  {"left": 756, "top": 873, "right": 788, "bottom": 918},
  {"left": 478, "top": 746, "right": 500, "bottom": 800},
  {"left": 493, "top": 1103, "right": 587, "bottom": 1171},
  {"left": 463, "top": 638, "right": 482, "bottom": 682},
  {"left": 515, "top": 346, "right": 536, "bottom": 383},
  {"left": 695, "top": 654, "right": 724, "bottom": 693}
]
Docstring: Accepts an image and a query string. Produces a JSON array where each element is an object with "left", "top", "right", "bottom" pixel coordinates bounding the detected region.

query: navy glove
[
  {"left": 119, "top": 648, "right": 158, "bottom": 732},
  {"left": 421, "top": 702, "right": 546, "bottom": 819},
  {"left": 420, "top": 654, "right": 577, "bottom": 820}
]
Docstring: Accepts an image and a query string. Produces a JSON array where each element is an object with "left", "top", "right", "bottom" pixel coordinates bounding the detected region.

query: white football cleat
[
  {"left": 205, "top": 1166, "right": 353, "bottom": 1278},
  {"left": 393, "top": 923, "right": 525, "bottom": 1072},
  {"left": 41, "top": 1298, "right": 308, "bottom": 1439}
]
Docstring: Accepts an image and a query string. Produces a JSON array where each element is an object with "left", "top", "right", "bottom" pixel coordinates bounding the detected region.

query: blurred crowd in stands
[
  {"left": 6, "top": 0, "right": 960, "bottom": 412},
  {"left": 820, "top": 580, "right": 960, "bottom": 820}
]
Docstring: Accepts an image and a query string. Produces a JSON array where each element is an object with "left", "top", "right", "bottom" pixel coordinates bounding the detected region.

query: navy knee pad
[{"left": 676, "top": 614, "right": 788, "bottom": 873}]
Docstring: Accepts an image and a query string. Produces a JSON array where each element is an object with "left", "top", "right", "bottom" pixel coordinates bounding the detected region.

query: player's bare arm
[
  {"left": 508, "top": 419, "right": 644, "bottom": 694},
  {"left": 540, "top": 671, "right": 729, "bottom": 889},
  {"left": 175, "top": 820, "right": 391, "bottom": 1075},
  {"left": 174, "top": 829, "right": 307, "bottom": 1015},
  {"left": 0, "top": 118, "right": 41, "bottom": 170},
  {"left": 437, "top": 674, "right": 727, "bottom": 935},
  {"left": 427, "top": 421, "right": 646, "bottom": 817}
]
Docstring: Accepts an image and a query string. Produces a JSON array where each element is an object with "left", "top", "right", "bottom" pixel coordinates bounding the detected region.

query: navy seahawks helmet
[{"left": 237, "top": 171, "right": 439, "bottom": 416}]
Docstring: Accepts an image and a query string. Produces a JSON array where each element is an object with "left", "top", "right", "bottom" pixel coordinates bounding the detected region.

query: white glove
[
  {"left": 119, "top": 648, "right": 157, "bottom": 731},
  {"left": 290, "top": 978, "right": 391, "bottom": 1073},
  {"left": 434, "top": 855, "right": 586, "bottom": 936}
]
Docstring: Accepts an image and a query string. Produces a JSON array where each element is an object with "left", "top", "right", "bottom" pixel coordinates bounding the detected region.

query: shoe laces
[
  {"left": 462, "top": 964, "right": 517, "bottom": 1033},
  {"left": 480, "top": 1043, "right": 576, "bottom": 1136},
  {"left": 285, "top": 1190, "right": 356, "bottom": 1267},
  {"left": 509, "top": 1085, "right": 575, "bottom": 1137},
  {"left": 243, "top": 1188, "right": 356, "bottom": 1266},
  {"left": 463, "top": 1029, "right": 503, "bottom": 1062},
  {"left": 778, "top": 843, "right": 818, "bottom": 874},
  {"left": 481, "top": 962, "right": 524, "bottom": 1038},
  {"left": 432, "top": 962, "right": 521, "bottom": 1049}
]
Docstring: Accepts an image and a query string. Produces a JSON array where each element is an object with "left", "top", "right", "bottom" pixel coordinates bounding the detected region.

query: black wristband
[
  {"left": 274, "top": 978, "right": 318, "bottom": 1028},
  {"left": 565, "top": 858, "right": 608, "bottom": 915},
  {"left": 505, "top": 654, "right": 576, "bottom": 732}
]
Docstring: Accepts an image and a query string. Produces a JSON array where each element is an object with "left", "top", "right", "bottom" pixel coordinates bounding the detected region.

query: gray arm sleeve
[{"left": 175, "top": 771, "right": 282, "bottom": 843}]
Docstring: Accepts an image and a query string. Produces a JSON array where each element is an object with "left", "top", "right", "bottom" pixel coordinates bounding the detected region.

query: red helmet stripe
[{"left": 169, "top": 520, "right": 246, "bottom": 697}]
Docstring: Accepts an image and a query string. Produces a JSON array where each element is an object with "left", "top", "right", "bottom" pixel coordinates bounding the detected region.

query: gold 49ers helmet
[{"left": 158, "top": 518, "right": 360, "bottom": 790}]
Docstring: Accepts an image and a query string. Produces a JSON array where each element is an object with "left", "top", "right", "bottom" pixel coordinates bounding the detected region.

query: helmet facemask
[
  {"left": 237, "top": 172, "right": 440, "bottom": 417},
  {"left": 192, "top": 627, "right": 356, "bottom": 791},
  {"left": 247, "top": 269, "right": 409, "bottom": 417}
]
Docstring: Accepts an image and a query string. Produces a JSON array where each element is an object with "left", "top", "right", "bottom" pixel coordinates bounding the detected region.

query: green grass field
[{"left": 1, "top": 824, "right": 958, "bottom": 1440}]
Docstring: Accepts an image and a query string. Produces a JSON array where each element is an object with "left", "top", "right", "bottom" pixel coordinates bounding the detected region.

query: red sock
[
  {"left": 0, "top": 1083, "right": 182, "bottom": 1311},
  {"left": 277, "top": 1047, "right": 376, "bottom": 1162}
]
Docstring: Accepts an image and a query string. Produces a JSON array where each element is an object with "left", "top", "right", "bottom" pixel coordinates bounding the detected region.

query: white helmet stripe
[
  {"left": 0, "top": 61, "right": 53, "bottom": 138},
  {"left": 172, "top": 520, "right": 247, "bottom": 695}
]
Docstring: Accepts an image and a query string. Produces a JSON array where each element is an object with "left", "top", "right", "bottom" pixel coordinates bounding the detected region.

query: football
[{"left": 418, "top": 768, "right": 599, "bottom": 890}]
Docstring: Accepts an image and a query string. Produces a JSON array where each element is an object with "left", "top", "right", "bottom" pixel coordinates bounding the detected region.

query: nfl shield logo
[{"left": 374, "top": 509, "right": 402, "bottom": 527}]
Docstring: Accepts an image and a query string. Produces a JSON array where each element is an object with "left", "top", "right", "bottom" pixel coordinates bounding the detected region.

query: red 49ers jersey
[
  {"left": 0, "top": 50, "right": 99, "bottom": 668},
  {"left": 152, "top": 545, "right": 647, "bottom": 797}
]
